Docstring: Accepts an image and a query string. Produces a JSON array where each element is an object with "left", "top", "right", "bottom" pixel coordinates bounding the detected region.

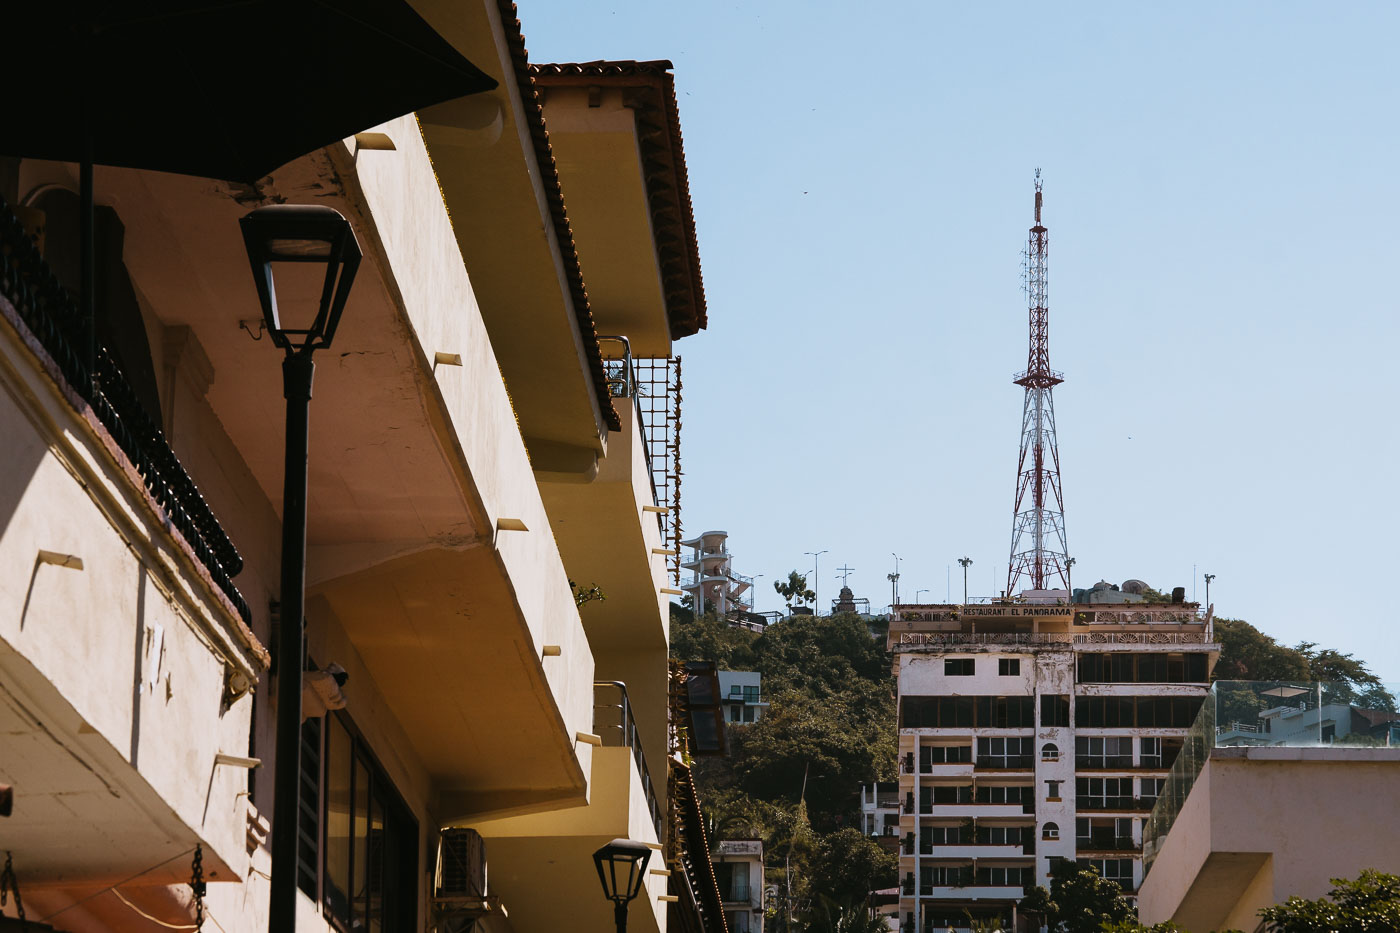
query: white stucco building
[
  {"left": 0, "top": 10, "right": 727, "bottom": 933},
  {"left": 680, "top": 530, "right": 754, "bottom": 618},
  {"left": 718, "top": 671, "right": 768, "bottom": 725},
  {"left": 889, "top": 593, "right": 1218, "bottom": 933},
  {"left": 713, "top": 840, "right": 765, "bottom": 933}
]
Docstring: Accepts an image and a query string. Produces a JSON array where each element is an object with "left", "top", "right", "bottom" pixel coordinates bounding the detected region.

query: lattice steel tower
[{"left": 1007, "top": 171, "right": 1069, "bottom": 594}]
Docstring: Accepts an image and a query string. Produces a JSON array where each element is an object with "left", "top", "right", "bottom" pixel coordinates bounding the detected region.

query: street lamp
[
  {"left": 1204, "top": 573, "right": 1215, "bottom": 608},
  {"left": 241, "top": 204, "right": 362, "bottom": 933},
  {"left": 958, "top": 557, "right": 973, "bottom": 605},
  {"left": 916, "top": 588, "right": 929, "bottom": 603},
  {"left": 889, "top": 553, "right": 901, "bottom": 608},
  {"left": 1065, "top": 557, "right": 1076, "bottom": 602},
  {"left": 593, "top": 838, "right": 653, "bottom": 933},
  {"left": 804, "top": 550, "right": 828, "bottom": 615}
]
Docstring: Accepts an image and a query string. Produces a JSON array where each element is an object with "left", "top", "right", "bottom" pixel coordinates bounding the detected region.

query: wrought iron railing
[
  {"left": 594, "top": 681, "right": 663, "bottom": 838},
  {"left": 0, "top": 197, "right": 248, "bottom": 620}
]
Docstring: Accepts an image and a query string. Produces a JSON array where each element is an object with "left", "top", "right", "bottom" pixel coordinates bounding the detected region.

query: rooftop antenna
[{"left": 1007, "top": 169, "right": 1070, "bottom": 595}]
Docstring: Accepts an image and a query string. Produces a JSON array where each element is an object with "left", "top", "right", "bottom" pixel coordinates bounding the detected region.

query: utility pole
[
  {"left": 958, "top": 557, "right": 973, "bottom": 605},
  {"left": 1204, "top": 573, "right": 1215, "bottom": 608},
  {"left": 1065, "top": 557, "right": 1076, "bottom": 600},
  {"left": 1007, "top": 170, "right": 1069, "bottom": 596}
]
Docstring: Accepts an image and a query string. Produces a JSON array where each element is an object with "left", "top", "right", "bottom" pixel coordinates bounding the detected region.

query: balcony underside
[
  {"left": 0, "top": 639, "right": 233, "bottom": 886},
  {"left": 310, "top": 544, "right": 587, "bottom": 818},
  {"left": 465, "top": 747, "right": 666, "bottom": 933}
]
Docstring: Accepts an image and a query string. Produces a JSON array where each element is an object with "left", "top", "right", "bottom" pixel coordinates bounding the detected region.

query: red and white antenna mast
[{"left": 1008, "top": 170, "right": 1069, "bottom": 595}]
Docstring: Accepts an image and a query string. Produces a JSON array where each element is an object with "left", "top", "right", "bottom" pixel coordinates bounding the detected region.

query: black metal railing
[
  {"left": 594, "top": 681, "right": 663, "bottom": 837},
  {"left": 0, "top": 197, "right": 248, "bottom": 620}
]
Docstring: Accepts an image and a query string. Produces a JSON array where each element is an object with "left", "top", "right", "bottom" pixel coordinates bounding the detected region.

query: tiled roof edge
[
  {"left": 532, "top": 60, "right": 708, "bottom": 338},
  {"left": 496, "top": 5, "right": 621, "bottom": 432}
]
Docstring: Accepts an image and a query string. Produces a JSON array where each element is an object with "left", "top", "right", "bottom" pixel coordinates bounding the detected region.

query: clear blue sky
[{"left": 520, "top": 2, "right": 1400, "bottom": 681}]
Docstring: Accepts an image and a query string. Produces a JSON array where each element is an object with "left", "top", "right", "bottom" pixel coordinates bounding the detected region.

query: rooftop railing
[
  {"left": 1143, "top": 680, "right": 1400, "bottom": 874},
  {"left": 594, "top": 681, "right": 663, "bottom": 838},
  {"left": 0, "top": 197, "right": 248, "bottom": 621}
]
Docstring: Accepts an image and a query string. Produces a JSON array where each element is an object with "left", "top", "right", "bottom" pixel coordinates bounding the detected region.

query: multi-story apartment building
[
  {"left": 0, "top": 7, "right": 724, "bottom": 933},
  {"left": 889, "top": 591, "right": 1219, "bottom": 933},
  {"left": 712, "top": 840, "right": 765, "bottom": 933}
]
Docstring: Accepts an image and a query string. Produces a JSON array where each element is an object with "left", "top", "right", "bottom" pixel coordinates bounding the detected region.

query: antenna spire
[{"left": 1008, "top": 173, "right": 1069, "bottom": 595}]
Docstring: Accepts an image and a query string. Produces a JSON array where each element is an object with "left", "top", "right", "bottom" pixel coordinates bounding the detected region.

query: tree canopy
[{"left": 1259, "top": 870, "right": 1400, "bottom": 933}]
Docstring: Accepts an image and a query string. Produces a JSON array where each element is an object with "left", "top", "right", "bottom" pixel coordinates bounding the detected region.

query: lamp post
[
  {"left": 1204, "top": 573, "right": 1215, "bottom": 608},
  {"left": 593, "top": 838, "right": 653, "bottom": 933},
  {"left": 958, "top": 557, "right": 973, "bottom": 605},
  {"left": 889, "top": 553, "right": 901, "bottom": 608},
  {"left": 1065, "top": 557, "right": 1076, "bottom": 602},
  {"left": 241, "top": 205, "right": 361, "bottom": 933},
  {"left": 916, "top": 589, "right": 929, "bottom": 603},
  {"left": 804, "top": 550, "right": 827, "bottom": 615},
  {"left": 753, "top": 573, "right": 765, "bottom": 613}
]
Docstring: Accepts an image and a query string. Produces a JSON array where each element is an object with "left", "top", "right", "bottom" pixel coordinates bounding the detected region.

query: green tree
[
  {"left": 774, "top": 570, "right": 815, "bottom": 610},
  {"left": 1258, "top": 869, "right": 1400, "bottom": 933},
  {"left": 729, "top": 688, "right": 894, "bottom": 827},
  {"left": 1212, "top": 617, "right": 1309, "bottom": 682},
  {"left": 806, "top": 828, "right": 897, "bottom": 906},
  {"left": 1022, "top": 861, "right": 1136, "bottom": 932},
  {"left": 668, "top": 605, "right": 756, "bottom": 669},
  {"left": 751, "top": 611, "right": 890, "bottom": 698}
]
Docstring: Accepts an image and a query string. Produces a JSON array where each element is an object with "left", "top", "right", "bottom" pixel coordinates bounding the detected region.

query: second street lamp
[
  {"left": 241, "top": 204, "right": 362, "bottom": 933},
  {"left": 593, "top": 838, "right": 653, "bottom": 933}
]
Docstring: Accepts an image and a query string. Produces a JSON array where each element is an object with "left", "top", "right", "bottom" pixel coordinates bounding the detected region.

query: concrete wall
[{"left": 1139, "top": 747, "right": 1400, "bottom": 931}]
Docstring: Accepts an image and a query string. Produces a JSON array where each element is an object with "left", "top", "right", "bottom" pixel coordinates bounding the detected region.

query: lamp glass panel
[
  {"left": 264, "top": 261, "right": 332, "bottom": 333},
  {"left": 267, "top": 237, "right": 334, "bottom": 259}
]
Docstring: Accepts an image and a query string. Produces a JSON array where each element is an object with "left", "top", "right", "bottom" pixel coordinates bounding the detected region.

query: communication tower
[{"left": 1007, "top": 171, "right": 1069, "bottom": 594}]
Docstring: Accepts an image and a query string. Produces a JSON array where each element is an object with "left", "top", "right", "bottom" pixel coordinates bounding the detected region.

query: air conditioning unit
[{"left": 432, "top": 829, "right": 502, "bottom": 933}]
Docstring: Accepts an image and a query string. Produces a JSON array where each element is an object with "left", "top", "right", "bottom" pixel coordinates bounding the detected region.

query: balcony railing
[
  {"left": 0, "top": 196, "right": 248, "bottom": 620},
  {"left": 594, "top": 681, "right": 662, "bottom": 837}
]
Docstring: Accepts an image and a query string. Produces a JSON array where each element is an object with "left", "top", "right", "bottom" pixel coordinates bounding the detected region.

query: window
[
  {"left": 1078, "top": 858, "right": 1134, "bottom": 890},
  {"left": 974, "top": 696, "right": 1035, "bottom": 728},
  {"left": 977, "top": 736, "right": 1034, "bottom": 769},
  {"left": 715, "top": 863, "right": 751, "bottom": 903},
  {"left": 931, "top": 785, "right": 973, "bottom": 805},
  {"left": 1139, "top": 778, "right": 1166, "bottom": 808},
  {"left": 975, "top": 865, "right": 1032, "bottom": 887},
  {"left": 1139, "top": 738, "right": 1162, "bottom": 769},
  {"left": 300, "top": 712, "right": 418, "bottom": 933},
  {"left": 1042, "top": 822, "right": 1060, "bottom": 840},
  {"left": 983, "top": 825, "right": 1025, "bottom": 846},
  {"left": 998, "top": 658, "right": 1021, "bottom": 676},
  {"left": 1041, "top": 742, "right": 1059, "bottom": 762},
  {"left": 1075, "top": 697, "right": 1135, "bottom": 727},
  {"left": 1040, "top": 694, "right": 1071, "bottom": 727},
  {"left": 922, "top": 744, "right": 972, "bottom": 769},
  {"left": 1045, "top": 780, "right": 1062, "bottom": 800},
  {"left": 974, "top": 784, "right": 1030, "bottom": 804},
  {"left": 945, "top": 658, "right": 975, "bottom": 676},
  {"left": 1076, "top": 777, "right": 1134, "bottom": 810},
  {"left": 726, "top": 911, "right": 751, "bottom": 933},
  {"left": 1076, "top": 736, "right": 1133, "bottom": 769}
]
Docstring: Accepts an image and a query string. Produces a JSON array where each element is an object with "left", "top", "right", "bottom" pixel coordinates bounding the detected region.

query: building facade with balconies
[
  {"left": 718, "top": 671, "right": 768, "bottom": 726},
  {"left": 712, "top": 840, "right": 764, "bottom": 933},
  {"left": 0, "top": 6, "right": 722, "bottom": 933},
  {"left": 889, "top": 596, "right": 1219, "bottom": 933}
]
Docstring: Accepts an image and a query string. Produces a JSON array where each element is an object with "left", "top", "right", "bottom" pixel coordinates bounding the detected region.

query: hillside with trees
[{"left": 670, "top": 601, "right": 897, "bottom": 933}]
